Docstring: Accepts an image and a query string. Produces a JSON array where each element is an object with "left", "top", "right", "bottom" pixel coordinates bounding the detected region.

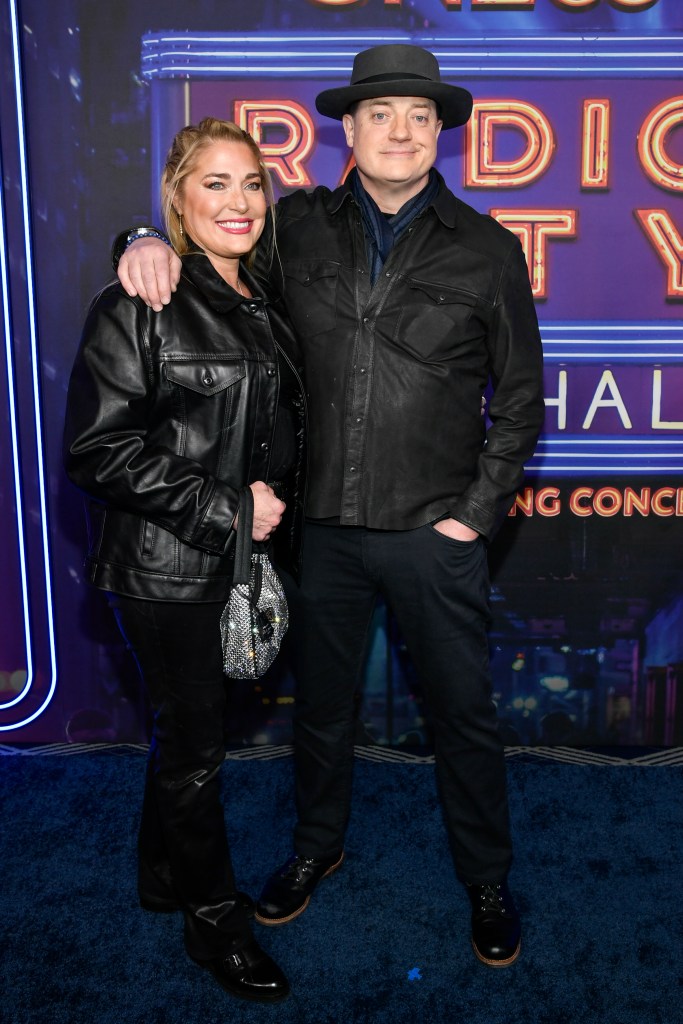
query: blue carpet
[{"left": 1, "top": 749, "right": 680, "bottom": 1024}]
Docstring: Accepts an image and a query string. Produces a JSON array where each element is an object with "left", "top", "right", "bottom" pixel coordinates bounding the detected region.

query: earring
[{"left": 178, "top": 213, "right": 184, "bottom": 238}]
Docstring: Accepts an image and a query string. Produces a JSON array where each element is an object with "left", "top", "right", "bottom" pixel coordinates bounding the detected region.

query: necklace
[{"left": 235, "top": 278, "right": 244, "bottom": 297}]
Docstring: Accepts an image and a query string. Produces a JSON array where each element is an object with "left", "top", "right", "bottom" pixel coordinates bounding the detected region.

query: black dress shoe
[
  {"left": 139, "top": 887, "right": 255, "bottom": 919},
  {"left": 467, "top": 880, "right": 521, "bottom": 967},
  {"left": 196, "top": 940, "right": 290, "bottom": 1003},
  {"left": 255, "top": 851, "right": 344, "bottom": 925}
]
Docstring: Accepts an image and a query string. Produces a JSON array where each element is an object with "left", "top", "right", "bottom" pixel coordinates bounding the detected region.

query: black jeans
[
  {"left": 109, "top": 595, "right": 252, "bottom": 960},
  {"left": 284, "top": 521, "right": 512, "bottom": 885}
]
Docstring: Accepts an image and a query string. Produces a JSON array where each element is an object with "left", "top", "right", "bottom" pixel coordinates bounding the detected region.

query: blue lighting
[
  {"left": 0, "top": 103, "right": 33, "bottom": 707},
  {"left": 541, "top": 323, "right": 683, "bottom": 363},
  {"left": 0, "top": 0, "right": 58, "bottom": 730},
  {"left": 139, "top": 32, "right": 683, "bottom": 80}
]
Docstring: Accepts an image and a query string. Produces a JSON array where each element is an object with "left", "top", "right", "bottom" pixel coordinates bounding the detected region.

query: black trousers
[
  {"left": 109, "top": 595, "right": 252, "bottom": 960},
  {"left": 284, "top": 521, "right": 513, "bottom": 885}
]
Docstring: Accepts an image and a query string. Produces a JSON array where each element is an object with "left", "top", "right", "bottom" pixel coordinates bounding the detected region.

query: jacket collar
[
  {"left": 430, "top": 171, "right": 459, "bottom": 229},
  {"left": 180, "top": 251, "right": 266, "bottom": 313},
  {"left": 323, "top": 169, "right": 459, "bottom": 229},
  {"left": 324, "top": 177, "right": 356, "bottom": 215}
]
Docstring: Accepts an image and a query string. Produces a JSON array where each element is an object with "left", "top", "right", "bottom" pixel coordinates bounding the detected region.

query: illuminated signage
[
  {"left": 306, "top": 0, "right": 660, "bottom": 11},
  {"left": 0, "top": 0, "right": 58, "bottom": 732},
  {"left": 141, "top": 31, "right": 683, "bottom": 482}
]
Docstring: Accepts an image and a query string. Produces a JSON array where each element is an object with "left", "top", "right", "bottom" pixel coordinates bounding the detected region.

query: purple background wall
[{"left": 1, "top": 0, "right": 682, "bottom": 747}]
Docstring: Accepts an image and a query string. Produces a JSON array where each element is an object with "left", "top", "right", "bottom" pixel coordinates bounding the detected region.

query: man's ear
[{"left": 342, "top": 113, "right": 355, "bottom": 149}]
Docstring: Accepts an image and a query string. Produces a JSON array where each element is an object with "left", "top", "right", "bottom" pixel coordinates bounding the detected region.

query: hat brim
[{"left": 315, "top": 80, "right": 473, "bottom": 130}]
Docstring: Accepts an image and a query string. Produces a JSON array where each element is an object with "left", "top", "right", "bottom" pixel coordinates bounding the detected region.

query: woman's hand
[
  {"left": 118, "top": 238, "right": 182, "bottom": 312},
  {"left": 240, "top": 481, "right": 286, "bottom": 542}
]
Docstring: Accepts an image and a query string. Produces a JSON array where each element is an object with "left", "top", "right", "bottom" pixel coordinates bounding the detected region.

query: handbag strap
[{"left": 232, "top": 486, "right": 254, "bottom": 585}]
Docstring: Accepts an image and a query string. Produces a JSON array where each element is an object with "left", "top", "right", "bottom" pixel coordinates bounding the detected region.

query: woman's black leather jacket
[{"left": 64, "top": 254, "right": 306, "bottom": 601}]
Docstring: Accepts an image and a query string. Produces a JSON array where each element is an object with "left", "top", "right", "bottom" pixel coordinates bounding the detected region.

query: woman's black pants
[{"left": 109, "top": 595, "right": 252, "bottom": 960}]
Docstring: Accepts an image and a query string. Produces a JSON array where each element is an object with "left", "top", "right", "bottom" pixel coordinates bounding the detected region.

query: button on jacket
[
  {"left": 64, "top": 255, "right": 306, "bottom": 601},
  {"left": 264, "top": 171, "right": 544, "bottom": 540}
]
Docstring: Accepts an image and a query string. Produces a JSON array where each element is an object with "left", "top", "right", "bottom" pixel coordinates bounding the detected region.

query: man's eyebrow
[{"left": 368, "top": 99, "right": 433, "bottom": 110}]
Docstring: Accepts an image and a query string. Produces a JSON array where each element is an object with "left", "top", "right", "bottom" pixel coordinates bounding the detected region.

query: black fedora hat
[{"left": 315, "top": 44, "right": 473, "bottom": 130}]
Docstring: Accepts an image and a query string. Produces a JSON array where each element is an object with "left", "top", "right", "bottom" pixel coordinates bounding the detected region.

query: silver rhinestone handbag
[{"left": 220, "top": 486, "right": 288, "bottom": 679}]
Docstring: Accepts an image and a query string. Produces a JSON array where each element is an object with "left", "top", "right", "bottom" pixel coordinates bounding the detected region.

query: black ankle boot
[{"left": 466, "top": 880, "right": 521, "bottom": 967}]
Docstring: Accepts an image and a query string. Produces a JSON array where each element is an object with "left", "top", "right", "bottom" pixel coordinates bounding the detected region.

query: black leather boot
[
  {"left": 255, "top": 851, "right": 344, "bottom": 925},
  {"left": 467, "top": 880, "right": 521, "bottom": 967}
]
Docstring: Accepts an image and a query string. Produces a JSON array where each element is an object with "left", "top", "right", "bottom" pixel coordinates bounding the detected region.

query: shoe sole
[
  {"left": 254, "top": 852, "right": 345, "bottom": 926},
  {"left": 471, "top": 938, "right": 521, "bottom": 968}
]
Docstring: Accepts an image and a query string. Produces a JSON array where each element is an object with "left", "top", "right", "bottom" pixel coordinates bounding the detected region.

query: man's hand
[
  {"left": 433, "top": 518, "right": 479, "bottom": 543},
  {"left": 117, "top": 237, "right": 181, "bottom": 312},
  {"left": 246, "top": 481, "right": 286, "bottom": 542}
]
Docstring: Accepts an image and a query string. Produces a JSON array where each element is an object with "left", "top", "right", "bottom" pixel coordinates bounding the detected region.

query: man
[{"left": 115, "top": 43, "right": 544, "bottom": 968}]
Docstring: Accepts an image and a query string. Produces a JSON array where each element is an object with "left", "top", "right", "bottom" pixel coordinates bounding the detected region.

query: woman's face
[{"left": 174, "top": 140, "right": 267, "bottom": 276}]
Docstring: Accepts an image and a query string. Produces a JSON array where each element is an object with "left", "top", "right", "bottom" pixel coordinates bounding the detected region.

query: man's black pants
[{"left": 284, "top": 521, "right": 513, "bottom": 884}]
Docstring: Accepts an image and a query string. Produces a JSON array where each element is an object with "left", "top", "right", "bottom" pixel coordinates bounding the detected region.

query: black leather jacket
[
  {"left": 64, "top": 255, "right": 306, "bottom": 601},
  {"left": 263, "top": 172, "right": 544, "bottom": 539}
]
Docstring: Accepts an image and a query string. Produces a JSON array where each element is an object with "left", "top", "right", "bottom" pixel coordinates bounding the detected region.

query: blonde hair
[{"left": 160, "top": 117, "right": 275, "bottom": 265}]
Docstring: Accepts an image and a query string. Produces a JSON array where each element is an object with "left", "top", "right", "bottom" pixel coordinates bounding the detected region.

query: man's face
[{"left": 342, "top": 96, "right": 442, "bottom": 208}]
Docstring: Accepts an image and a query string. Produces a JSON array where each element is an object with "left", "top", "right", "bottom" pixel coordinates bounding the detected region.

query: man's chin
[
  {"left": 382, "top": 172, "right": 428, "bottom": 189},
  {"left": 375, "top": 160, "right": 423, "bottom": 176}
]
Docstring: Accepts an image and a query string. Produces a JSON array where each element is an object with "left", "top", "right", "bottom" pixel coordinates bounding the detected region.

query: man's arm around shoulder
[{"left": 112, "top": 228, "right": 181, "bottom": 311}]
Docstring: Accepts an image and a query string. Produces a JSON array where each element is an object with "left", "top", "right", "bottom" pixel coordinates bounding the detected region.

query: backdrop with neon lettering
[{"left": 0, "top": 0, "right": 681, "bottom": 747}]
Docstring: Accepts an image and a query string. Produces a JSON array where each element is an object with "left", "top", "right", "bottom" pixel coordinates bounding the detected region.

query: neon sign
[
  {"left": 213, "top": 92, "right": 683, "bottom": 304},
  {"left": 0, "top": 0, "right": 58, "bottom": 732},
  {"left": 306, "top": 0, "right": 659, "bottom": 12}
]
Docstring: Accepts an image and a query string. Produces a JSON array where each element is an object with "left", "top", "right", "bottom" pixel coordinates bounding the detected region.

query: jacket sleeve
[
  {"left": 450, "top": 238, "right": 545, "bottom": 540},
  {"left": 63, "top": 287, "right": 240, "bottom": 555}
]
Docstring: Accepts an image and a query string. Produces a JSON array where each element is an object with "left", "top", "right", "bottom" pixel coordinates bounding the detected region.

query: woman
[{"left": 63, "top": 119, "right": 306, "bottom": 1004}]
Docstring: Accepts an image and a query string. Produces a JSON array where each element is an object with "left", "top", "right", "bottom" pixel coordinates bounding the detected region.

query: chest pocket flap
[
  {"left": 164, "top": 360, "right": 246, "bottom": 397},
  {"left": 285, "top": 261, "right": 339, "bottom": 288},
  {"left": 408, "top": 280, "right": 481, "bottom": 310}
]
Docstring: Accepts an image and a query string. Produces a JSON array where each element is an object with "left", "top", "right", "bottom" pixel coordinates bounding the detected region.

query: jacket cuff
[
  {"left": 111, "top": 226, "right": 169, "bottom": 271},
  {"left": 191, "top": 480, "right": 240, "bottom": 554},
  {"left": 448, "top": 497, "right": 498, "bottom": 542}
]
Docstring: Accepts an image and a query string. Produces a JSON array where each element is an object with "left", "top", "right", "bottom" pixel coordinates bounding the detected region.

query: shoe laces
[
  {"left": 281, "top": 855, "right": 314, "bottom": 881},
  {"left": 476, "top": 883, "right": 507, "bottom": 915}
]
